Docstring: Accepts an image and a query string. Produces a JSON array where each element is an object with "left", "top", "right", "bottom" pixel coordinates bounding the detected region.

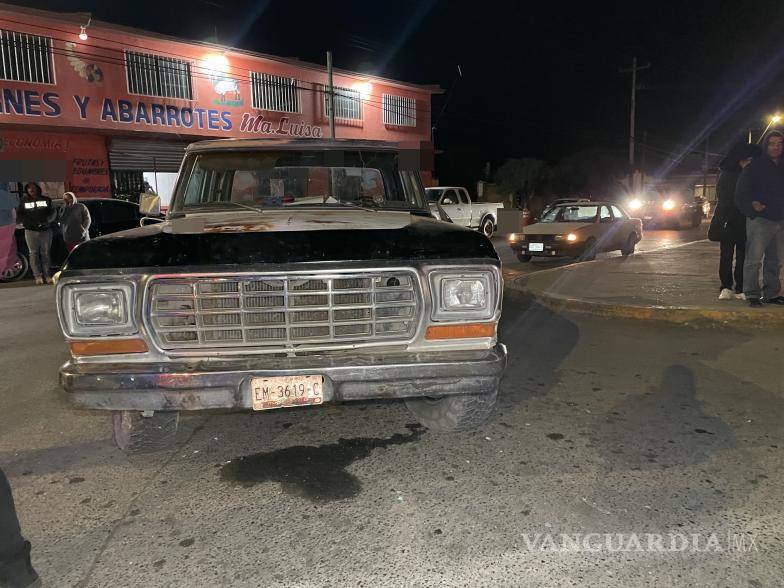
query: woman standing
[
  {"left": 59, "top": 192, "right": 91, "bottom": 253},
  {"left": 710, "top": 142, "right": 761, "bottom": 300}
]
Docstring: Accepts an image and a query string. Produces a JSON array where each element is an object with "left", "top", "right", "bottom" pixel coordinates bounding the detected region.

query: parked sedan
[
  {"left": 1, "top": 198, "right": 144, "bottom": 282},
  {"left": 508, "top": 202, "right": 642, "bottom": 262}
]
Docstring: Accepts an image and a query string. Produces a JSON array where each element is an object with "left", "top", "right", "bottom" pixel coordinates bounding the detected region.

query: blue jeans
[
  {"left": 23, "top": 229, "right": 52, "bottom": 280},
  {"left": 743, "top": 217, "right": 784, "bottom": 300}
]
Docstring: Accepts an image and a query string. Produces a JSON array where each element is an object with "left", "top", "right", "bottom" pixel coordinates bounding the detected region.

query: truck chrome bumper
[{"left": 59, "top": 345, "right": 507, "bottom": 411}]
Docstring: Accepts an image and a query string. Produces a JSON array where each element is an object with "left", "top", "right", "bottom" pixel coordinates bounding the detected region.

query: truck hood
[
  {"left": 523, "top": 222, "right": 592, "bottom": 236},
  {"left": 64, "top": 210, "right": 498, "bottom": 271}
]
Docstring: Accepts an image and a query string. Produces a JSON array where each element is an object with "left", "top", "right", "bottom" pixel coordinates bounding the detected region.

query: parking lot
[{"left": 1, "top": 257, "right": 781, "bottom": 586}]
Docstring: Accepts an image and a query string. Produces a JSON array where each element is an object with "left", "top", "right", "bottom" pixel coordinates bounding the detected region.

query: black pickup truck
[{"left": 55, "top": 139, "right": 507, "bottom": 453}]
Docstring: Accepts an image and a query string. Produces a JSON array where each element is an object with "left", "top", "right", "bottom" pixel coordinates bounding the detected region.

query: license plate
[
  {"left": 528, "top": 242, "right": 544, "bottom": 252},
  {"left": 250, "top": 375, "right": 324, "bottom": 410}
]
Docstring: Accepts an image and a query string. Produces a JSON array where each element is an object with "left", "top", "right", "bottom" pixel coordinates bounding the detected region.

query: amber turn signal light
[
  {"left": 69, "top": 339, "right": 148, "bottom": 356},
  {"left": 425, "top": 322, "right": 496, "bottom": 340}
]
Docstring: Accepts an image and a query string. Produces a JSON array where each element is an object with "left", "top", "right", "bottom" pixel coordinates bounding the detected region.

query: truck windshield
[
  {"left": 171, "top": 150, "right": 428, "bottom": 213},
  {"left": 425, "top": 188, "right": 444, "bottom": 202}
]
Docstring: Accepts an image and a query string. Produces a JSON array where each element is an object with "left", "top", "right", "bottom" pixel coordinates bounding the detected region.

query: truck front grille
[{"left": 146, "top": 271, "right": 420, "bottom": 352}]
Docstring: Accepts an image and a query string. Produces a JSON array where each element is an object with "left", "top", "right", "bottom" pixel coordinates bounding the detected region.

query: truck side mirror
[{"left": 139, "top": 193, "right": 161, "bottom": 217}]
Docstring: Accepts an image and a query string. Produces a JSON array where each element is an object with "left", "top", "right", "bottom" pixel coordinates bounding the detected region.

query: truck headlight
[
  {"left": 429, "top": 269, "right": 498, "bottom": 321},
  {"left": 60, "top": 283, "right": 136, "bottom": 337}
]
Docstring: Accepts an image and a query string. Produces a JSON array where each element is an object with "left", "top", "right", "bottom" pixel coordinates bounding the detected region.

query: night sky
[{"left": 9, "top": 0, "right": 784, "bottom": 187}]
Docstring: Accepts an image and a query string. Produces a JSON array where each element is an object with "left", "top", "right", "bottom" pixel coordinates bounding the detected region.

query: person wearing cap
[
  {"left": 59, "top": 191, "right": 91, "bottom": 253},
  {"left": 735, "top": 130, "right": 784, "bottom": 306},
  {"left": 710, "top": 142, "right": 761, "bottom": 300}
]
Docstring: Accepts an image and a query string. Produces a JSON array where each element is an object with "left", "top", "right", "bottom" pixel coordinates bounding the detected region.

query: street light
[{"left": 757, "top": 114, "right": 782, "bottom": 143}]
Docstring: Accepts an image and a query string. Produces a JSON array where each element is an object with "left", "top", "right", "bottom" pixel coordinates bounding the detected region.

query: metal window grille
[
  {"left": 382, "top": 94, "right": 417, "bottom": 127},
  {"left": 324, "top": 86, "right": 362, "bottom": 120},
  {"left": 250, "top": 72, "right": 299, "bottom": 113},
  {"left": 125, "top": 50, "right": 193, "bottom": 100},
  {"left": 0, "top": 29, "right": 54, "bottom": 84}
]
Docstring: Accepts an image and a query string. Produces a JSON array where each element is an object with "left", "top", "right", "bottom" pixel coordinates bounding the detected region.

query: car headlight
[
  {"left": 60, "top": 283, "right": 136, "bottom": 337},
  {"left": 627, "top": 198, "right": 642, "bottom": 211},
  {"left": 662, "top": 199, "right": 676, "bottom": 211},
  {"left": 429, "top": 269, "right": 498, "bottom": 321}
]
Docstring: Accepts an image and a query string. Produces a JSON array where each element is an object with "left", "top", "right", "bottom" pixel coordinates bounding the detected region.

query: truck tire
[
  {"left": 405, "top": 388, "right": 498, "bottom": 432},
  {"left": 621, "top": 233, "right": 637, "bottom": 256},
  {"left": 0, "top": 252, "right": 29, "bottom": 282},
  {"left": 112, "top": 411, "right": 179, "bottom": 454},
  {"left": 516, "top": 253, "right": 532, "bottom": 263},
  {"left": 480, "top": 216, "right": 495, "bottom": 238}
]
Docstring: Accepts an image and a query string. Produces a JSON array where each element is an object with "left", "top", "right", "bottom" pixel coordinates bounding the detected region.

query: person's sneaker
[
  {"left": 718, "top": 288, "right": 734, "bottom": 300},
  {"left": 45, "top": 277, "right": 54, "bottom": 285},
  {"left": 734, "top": 292, "right": 746, "bottom": 300},
  {"left": 34, "top": 277, "right": 43, "bottom": 285},
  {"left": 762, "top": 296, "right": 784, "bottom": 305},
  {"left": 748, "top": 298, "right": 763, "bottom": 308}
]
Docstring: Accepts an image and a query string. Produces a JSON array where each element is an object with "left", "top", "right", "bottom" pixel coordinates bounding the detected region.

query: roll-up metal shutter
[{"left": 108, "top": 139, "right": 190, "bottom": 172}]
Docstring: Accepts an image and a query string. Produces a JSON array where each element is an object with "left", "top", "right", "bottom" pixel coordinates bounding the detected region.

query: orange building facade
[{"left": 0, "top": 4, "right": 438, "bottom": 203}]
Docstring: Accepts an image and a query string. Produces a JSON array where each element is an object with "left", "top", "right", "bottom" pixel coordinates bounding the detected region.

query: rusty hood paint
[{"left": 63, "top": 210, "right": 498, "bottom": 271}]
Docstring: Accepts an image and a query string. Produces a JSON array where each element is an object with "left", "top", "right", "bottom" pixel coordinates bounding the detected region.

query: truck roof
[{"left": 186, "top": 138, "right": 402, "bottom": 153}]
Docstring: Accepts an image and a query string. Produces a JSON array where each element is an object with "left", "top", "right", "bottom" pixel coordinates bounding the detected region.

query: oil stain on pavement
[{"left": 220, "top": 423, "right": 424, "bottom": 502}]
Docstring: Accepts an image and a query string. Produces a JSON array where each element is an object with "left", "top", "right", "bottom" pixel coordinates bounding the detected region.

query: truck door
[
  {"left": 458, "top": 189, "right": 473, "bottom": 226},
  {"left": 439, "top": 189, "right": 465, "bottom": 226}
]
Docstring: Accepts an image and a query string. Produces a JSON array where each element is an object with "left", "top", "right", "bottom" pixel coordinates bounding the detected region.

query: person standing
[
  {"left": 0, "top": 468, "right": 39, "bottom": 587},
  {"left": 16, "top": 183, "right": 55, "bottom": 285},
  {"left": 59, "top": 192, "right": 91, "bottom": 253},
  {"left": 0, "top": 183, "right": 18, "bottom": 277},
  {"left": 735, "top": 131, "right": 784, "bottom": 307},
  {"left": 710, "top": 142, "right": 760, "bottom": 300}
]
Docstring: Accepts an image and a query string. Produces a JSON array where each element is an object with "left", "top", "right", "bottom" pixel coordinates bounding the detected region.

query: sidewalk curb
[{"left": 507, "top": 264, "right": 784, "bottom": 328}]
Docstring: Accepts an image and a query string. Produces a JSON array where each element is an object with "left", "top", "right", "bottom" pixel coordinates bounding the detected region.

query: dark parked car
[{"left": 1, "top": 198, "right": 144, "bottom": 282}]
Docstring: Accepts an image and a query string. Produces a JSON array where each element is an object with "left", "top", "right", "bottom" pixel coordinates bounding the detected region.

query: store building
[{"left": 0, "top": 3, "right": 438, "bottom": 206}]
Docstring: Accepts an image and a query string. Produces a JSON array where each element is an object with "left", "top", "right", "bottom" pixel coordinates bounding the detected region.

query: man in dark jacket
[
  {"left": 735, "top": 131, "right": 784, "bottom": 306},
  {"left": 59, "top": 192, "right": 91, "bottom": 253},
  {"left": 712, "top": 142, "right": 760, "bottom": 299},
  {"left": 0, "top": 468, "right": 39, "bottom": 587},
  {"left": 16, "top": 182, "right": 56, "bottom": 285}
]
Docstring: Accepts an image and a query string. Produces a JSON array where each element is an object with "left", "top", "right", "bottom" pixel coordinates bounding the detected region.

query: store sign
[{"left": 0, "top": 87, "right": 324, "bottom": 138}]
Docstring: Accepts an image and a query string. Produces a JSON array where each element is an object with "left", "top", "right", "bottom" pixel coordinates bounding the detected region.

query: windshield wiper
[{"left": 176, "top": 201, "right": 265, "bottom": 215}]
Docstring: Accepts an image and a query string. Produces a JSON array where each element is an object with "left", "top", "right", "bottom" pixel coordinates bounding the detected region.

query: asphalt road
[{"left": 1, "top": 271, "right": 781, "bottom": 587}]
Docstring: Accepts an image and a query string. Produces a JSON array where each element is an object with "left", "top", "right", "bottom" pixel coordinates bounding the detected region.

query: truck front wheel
[
  {"left": 112, "top": 411, "right": 179, "bottom": 454},
  {"left": 405, "top": 388, "right": 498, "bottom": 431},
  {"left": 480, "top": 217, "right": 495, "bottom": 238}
]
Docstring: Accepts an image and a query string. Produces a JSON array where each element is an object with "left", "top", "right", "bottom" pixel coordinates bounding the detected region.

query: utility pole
[
  {"left": 620, "top": 57, "right": 651, "bottom": 168},
  {"left": 326, "top": 51, "right": 336, "bottom": 139}
]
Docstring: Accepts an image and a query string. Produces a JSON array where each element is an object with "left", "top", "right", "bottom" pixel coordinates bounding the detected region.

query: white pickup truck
[{"left": 426, "top": 186, "right": 503, "bottom": 238}]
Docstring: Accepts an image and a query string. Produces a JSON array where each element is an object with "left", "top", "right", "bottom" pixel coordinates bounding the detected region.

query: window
[
  {"left": 541, "top": 205, "right": 599, "bottom": 223},
  {"left": 441, "top": 189, "right": 459, "bottom": 205},
  {"left": 600, "top": 206, "right": 613, "bottom": 222},
  {"left": 125, "top": 51, "right": 193, "bottom": 100},
  {"left": 251, "top": 72, "right": 299, "bottom": 113},
  {"left": 0, "top": 29, "right": 54, "bottom": 84},
  {"left": 382, "top": 94, "right": 417, "bottom": 127},
  {"left": 458, "top": 189, "right": 471, "bottom": 204},
  {"left": 611, "top": 205, "right": 627, "bottom": 219},
  {"left": 100, "top": 200, "right": 139, "bottom": 223},
  {"left": 324, "top": 86, "right": 362, "bottom": 120}
]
